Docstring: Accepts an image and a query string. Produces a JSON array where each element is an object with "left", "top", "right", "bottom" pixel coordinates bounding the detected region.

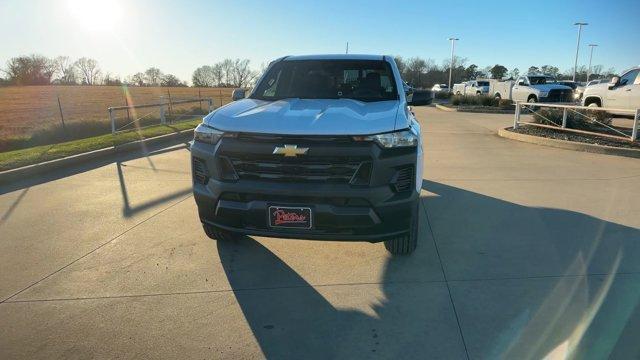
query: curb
[
  {"left": 0, "top": 129, "right": 194, "bottom": 185},
  {"left": 497, "top": 127, "right": 640, "bottom": 158},
  {"left": 435, "top": 104, "right": 513, "bottom": 114},
  {"left": 434, "top": 104, "right": 456, "bottom": 112}
]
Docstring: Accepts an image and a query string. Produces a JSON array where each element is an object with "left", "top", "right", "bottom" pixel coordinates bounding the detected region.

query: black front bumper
[{"left": 191, "top": 134, "right": 419, "bottom": 242}]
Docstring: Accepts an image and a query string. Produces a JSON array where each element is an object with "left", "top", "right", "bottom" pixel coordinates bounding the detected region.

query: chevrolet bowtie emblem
[{"left": 273, "top": 144, "right": 309, "bottom": 157}]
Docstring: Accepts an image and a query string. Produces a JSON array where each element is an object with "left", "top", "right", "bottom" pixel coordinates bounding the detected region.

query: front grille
[
  {"left": 192, "top": 157, "right": 208, "bottom": 184},
  {"left": 392, "top": 165, "right": 414, "bottom": 192},
  {"left": 220, "top": 192, "right": 370, "bottom": 207},
  {"left": 229, "top": 156, "right": 362, "bottom": 183},
  {"left": 546, "top": 89, "right": 573, "bottom": 102}
]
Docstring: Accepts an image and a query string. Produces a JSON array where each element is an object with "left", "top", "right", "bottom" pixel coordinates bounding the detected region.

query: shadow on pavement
[
  {"left": 115, "top": 161, "right": 191, "bottom": 217},
  {"left": 422, "top": 180, "right": 640, "bottom": 359},
  {"left": 0, "top": 138, "right": 191, "bottom": 196},
  {"left": 217, "top": 181, "right": 640, "bottom": 359}
]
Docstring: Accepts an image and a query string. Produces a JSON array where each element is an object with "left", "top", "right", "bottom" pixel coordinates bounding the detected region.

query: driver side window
[
  {"left": 517, "top": 77, "right": 526, "bottom": 86},
  {"left": 620, "top": 69, "right": 639, "bottom": 86}
]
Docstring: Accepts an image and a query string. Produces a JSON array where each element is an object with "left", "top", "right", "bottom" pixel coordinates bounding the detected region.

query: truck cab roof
[{"left": 283, "top": 54, "right": 387, "bottom": 61}]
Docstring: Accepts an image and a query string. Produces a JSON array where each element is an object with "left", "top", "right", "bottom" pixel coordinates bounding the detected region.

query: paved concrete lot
[{"left": 1, "top": 107, "right": 639, "bottom": 359}]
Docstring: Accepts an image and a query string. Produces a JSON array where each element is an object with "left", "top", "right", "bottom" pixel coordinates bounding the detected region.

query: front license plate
[{"left": 268, "top": 206, "right": 312, "bottom": 229}]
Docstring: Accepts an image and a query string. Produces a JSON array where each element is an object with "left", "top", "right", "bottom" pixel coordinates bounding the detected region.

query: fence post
[
  {"left": 514, "top": 102, "right": 521, "bottom": 129},
  {"left": 208, "top": 99, "right": 213, "bottom": 112},
  {"left": 561, "top": 108, "right": 568, "bottom": 128},
  {"left": 109, "top": 108, "right": 115, "bottom": 134},
  {"left": 160, "top": 104, "right": 166, "bottom": 125},
  {"left": 632, "top": 109, "right": 639, "bottom": 142},
  {"left": 57, "top": 95, "right": 66, "bottom": 132}
]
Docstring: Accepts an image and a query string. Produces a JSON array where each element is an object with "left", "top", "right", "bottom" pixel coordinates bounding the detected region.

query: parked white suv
[{"left": 582, "top": 67, "right": 640, "bottom": 113}]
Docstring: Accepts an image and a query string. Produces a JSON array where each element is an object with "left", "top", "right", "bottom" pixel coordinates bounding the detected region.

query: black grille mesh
[
  {"left": 192, "top": 157, "right": 208, "bottom": 184},
  {"left": 393, "top": 166, "right": 414, "bottom": 192}
]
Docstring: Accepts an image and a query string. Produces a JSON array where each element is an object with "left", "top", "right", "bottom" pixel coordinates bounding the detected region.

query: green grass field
[{"left": 0, "top": 119, "right": 200, "bottom": 171}]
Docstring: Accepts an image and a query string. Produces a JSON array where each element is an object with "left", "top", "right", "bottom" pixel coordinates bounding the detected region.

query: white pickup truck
[
  {"left": 452, "top": 80, "right": 490, "bottom": 96},
  {"left": 489, "top": 75, "right": 574, "bottom": 103},
  {"left": 582, "top": 67, "right": 640, "bottom": 113}
]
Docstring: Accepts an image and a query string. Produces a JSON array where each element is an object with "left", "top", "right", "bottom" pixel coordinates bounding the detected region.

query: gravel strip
[{"left": 509, "top": 126, "right": 640, "bottom": 149}]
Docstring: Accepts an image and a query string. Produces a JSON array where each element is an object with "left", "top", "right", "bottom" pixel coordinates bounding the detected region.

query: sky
[{"left": 1, "top": 0, "right": 639, "bottom": 83}]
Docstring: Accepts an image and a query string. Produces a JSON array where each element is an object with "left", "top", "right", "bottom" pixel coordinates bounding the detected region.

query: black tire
[
  {"left": 527, "top": 95, "right": 537, "bottom": 103},
  {"left": 202, "top": 222, "right": 241, "bottom": 241},
  {"left": 384, "top": 201, "right": 419, "bottom": 255},
  {"left": 494, "top": 93, "right": 501, "bottom": 100}
]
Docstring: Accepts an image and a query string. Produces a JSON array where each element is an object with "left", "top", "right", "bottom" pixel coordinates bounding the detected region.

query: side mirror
[
  {"left": 232, "top": 88, "right": 246, "bottom": 101},
  {"left": 608, "top": 76, "right": 620, "bottom": 89}
]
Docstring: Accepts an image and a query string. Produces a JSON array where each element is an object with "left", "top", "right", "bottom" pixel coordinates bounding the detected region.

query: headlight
[
  {"left": 353, "top": 129, "right": 418, "bottom": 148},
  {"left": 194, "top": 123, "right": 224, "bottom": 144},
  {"left": 538, "top": 91, "right": 549, "bottom": 98}
]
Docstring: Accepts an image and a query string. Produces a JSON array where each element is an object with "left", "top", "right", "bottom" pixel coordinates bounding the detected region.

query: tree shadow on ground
[{"left": 216, "top": 181, "right": 640, "bottom": 359}]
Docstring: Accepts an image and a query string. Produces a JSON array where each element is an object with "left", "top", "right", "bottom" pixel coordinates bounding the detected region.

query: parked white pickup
[
  {"left": 452, "top": 80, "right": 490, "bottom": 96},
  {"left": 489, "top": 75, "right": 573, "bottom": 103},
  {"left": 582, "top": 67, "right": 640, "bottom": 113}
]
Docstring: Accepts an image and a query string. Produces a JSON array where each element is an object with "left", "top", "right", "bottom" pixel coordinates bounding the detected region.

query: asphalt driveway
[{"left": 1, "top": 107, "right": 639, "bottom": 359}]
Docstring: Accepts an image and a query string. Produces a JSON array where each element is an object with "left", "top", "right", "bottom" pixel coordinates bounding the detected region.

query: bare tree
[
  {"left": 4, "top": 55, "right": 56, "bottom": 85},
  {"left": 53, "top": 56, "right": 77, "bottom": 84},
  {"left": 129, "top": 72, "right": 145, "bottom": 86},
  {"left": 102, "top": 72, "right": 122, "bottom": 85},
  {"left": 220, "top": 59, "right": 234, "bottom": 86},
  {"left": 161, "top": 74, "right": 185, "bottom": 87},
  {"left": 74, "top": 57, "right": 101, "bottom": 85},
  {"left": 192, "top": 65, "right": 215, "bottom": 87},
  {"left": 394, "top": 56, "right": 406, "bottom": 75},
  {"left": 144, "top": 67, "right": 163, "bottom": 86},
  {"left": 231, "top": 58, "right": 256, "bottom": 88},
  {"left": 211, "top": 63, "right": 224, "bottom": 86}
]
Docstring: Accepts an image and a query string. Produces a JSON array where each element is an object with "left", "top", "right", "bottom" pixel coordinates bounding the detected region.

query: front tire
[
  {"left": 202, "top": 223, "right": 241, "bottom": 241},
  {"left": 384, "top": 202, "right": 419, "bottom": 255}
]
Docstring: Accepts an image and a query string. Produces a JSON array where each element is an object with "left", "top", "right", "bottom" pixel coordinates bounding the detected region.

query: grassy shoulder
[{"left": 0, "top": 119, "right": 200, "bottom": 171}]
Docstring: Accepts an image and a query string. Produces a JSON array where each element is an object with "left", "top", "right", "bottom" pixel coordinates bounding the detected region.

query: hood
[
  {"left": 530, "top": 84, "right": 573, "bottom": 91},
  {"left": 204, "top": 98, "right": 402, "bottom": 135}
]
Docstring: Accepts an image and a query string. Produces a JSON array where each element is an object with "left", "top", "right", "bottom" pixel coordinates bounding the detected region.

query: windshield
[
  {"left": 528, "top": 76, "right": 553, "bottom": 85},
  {"left": 251, "top": 60, "right": 399, "bottom": 102}
]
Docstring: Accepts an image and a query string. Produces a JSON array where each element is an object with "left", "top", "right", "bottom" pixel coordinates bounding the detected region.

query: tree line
[
  {"left": 394, "top": 56, "right": 617, "bottom": 89},
  {"left": 0, "top": 53, "right": 617, "bottom": 88},
  {"left": 0, "top": 54, "right": 258, "bottom": 88}
]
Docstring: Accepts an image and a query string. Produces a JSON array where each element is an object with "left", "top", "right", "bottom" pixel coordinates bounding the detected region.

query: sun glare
[{"left": 67, "top": 0, "right": 124, "bottom": 32}]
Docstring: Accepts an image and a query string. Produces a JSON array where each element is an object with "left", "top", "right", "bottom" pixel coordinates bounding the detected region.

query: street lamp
[
  {"left": 587, "top": 44, "right": 598, "bottom": 82},
  {"left": 448, "top": 37, "right": 459, "bottom": 91},
  {"left": 572, "top": 22, "right": 588, "bottom": 82}
]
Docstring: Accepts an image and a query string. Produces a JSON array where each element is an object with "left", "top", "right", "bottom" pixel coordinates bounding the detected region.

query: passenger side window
[{"left": 619, "top": 69, "right": 639, "bottom": 86}]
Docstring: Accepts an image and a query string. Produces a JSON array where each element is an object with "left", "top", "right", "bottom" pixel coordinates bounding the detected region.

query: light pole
[
  {"left": 448, "top": 37, "right": 459, "bottom": 91},
  {"left": 587, "top": 44, "right": 598, "bottom": 82},
  {"left": 572, "top": 22, "right": 588, "bottom": 82}
]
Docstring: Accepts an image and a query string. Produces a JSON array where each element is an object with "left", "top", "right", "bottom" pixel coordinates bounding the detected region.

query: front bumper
[{"left": 191, "top": 135, "right": 419, "bottom": 242}]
